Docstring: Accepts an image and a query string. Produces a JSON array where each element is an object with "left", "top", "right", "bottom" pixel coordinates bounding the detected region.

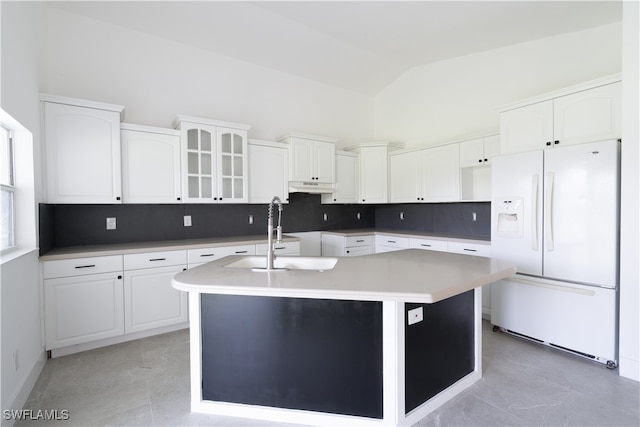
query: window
[{"left": 1, "top": 124, "right": 15, "bottom": 250}]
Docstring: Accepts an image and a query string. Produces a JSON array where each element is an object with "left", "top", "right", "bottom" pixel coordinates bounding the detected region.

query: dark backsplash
[{"left": 39, "top": 193, "right": 490, "bottom": 255}]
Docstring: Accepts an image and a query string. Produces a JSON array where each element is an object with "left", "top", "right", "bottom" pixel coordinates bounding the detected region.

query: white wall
[
  {"left": 619, "top": 1, "right": 639, "bottom": 382},
  {"left": 43, "top": 7, "right": 374, "bottom": 148},
  {"left": 373, "top": 23, "right": 622, "bottom": 148},
  {"left": 0, "top": 1, "right": 47, "bottom": 421}
]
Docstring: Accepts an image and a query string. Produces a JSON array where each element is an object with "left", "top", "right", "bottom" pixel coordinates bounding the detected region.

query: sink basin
[{"left": 224, "top": 256, "right": 338, "bottom": 271}]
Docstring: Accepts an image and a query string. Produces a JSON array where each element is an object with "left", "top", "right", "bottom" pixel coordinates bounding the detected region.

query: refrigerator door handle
[
  {"left": 545, "top": 171, "right": 555, "bottom": 251},
  {"left": 532, "top": 174, "right": 539, "bottom": 251}
]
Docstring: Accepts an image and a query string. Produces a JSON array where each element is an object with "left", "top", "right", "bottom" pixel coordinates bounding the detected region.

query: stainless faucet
[{"left": 266, "top": 196, "right": 283, "bottom": 270}]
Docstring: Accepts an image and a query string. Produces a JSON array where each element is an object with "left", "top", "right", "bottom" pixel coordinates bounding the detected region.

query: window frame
[{"left": 1, "top": 123, "right": 16, "bottom": 252}]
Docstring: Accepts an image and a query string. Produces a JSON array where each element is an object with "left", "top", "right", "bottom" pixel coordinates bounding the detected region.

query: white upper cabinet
[
  {"left": 121, "top": 124, "right": 182, "bottom": 204},
  {"left": 390, "top": 144, "right": 460, "bottom": 203},
  {"left": 345, "top": 142, "right": 403, "bottom": 204},
  {"left": 322, "top": 151, "right": 358, "bottom": 204},
  {"left": 176, "top": 116, "right": 250, "bottom": 203},
  {"left": 421, "top": 144, "right": 460, "bottom": 202},
  {"left": 459, "top": 134, "right": 500, "bottom": 168},
  {"left": 248, "top": 139, "right": 289, "bottom": 204},
  {"left": 389, "top": 151, "right": 421, "bottom": 203},
  {"left": 278, "top": 133, "right": 336, "bottom": 183},
  {"left": 500, "top": 78, "right": 621, "bottom": 155},
  {"left": 42, "top": 95, "right": 124, "bottom": 204}
]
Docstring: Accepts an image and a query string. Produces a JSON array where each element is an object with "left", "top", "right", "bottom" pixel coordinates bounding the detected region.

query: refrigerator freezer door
[
  {"left": 543, "top": 140, "right": 619, "bottom": 287},
  {"left": 491, "top": 151, "right": 543, "bottom": 276},
  {"left": 491, "top": 275, "right": 617, "bottom": 363}
]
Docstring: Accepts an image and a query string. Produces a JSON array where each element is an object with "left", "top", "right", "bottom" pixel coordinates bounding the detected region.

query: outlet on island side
[
  {"left": 184, "top": 215, "right": 192, "bottom": 227},
  {"left": 106, "top": 217, "right": 116, "bottom": 230}
]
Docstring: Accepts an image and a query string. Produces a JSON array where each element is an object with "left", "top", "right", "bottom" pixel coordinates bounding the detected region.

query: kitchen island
[{"left": 172, "top": 249, "right": 515, "bottom": 426}]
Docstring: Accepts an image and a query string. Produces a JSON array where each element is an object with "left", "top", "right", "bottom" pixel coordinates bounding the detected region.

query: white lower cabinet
[
  {"left": 123, "top": 250, "right": 188, "bottom": 334},
  {"left": 123, "top": 265, "right": 188, "bottom": 334},
  {"left": 375, "top": 235, "right": 410, "bottom": 253},
  {"left": 409, "top": 237, "right": 448, "bottom": 252},
  {"left": 255, "top": 241, "right": 300, "bottom": 256},
  {"left": 43, "top": 256, "right": 125, "bottom": 350},
  {"left": 321, "top": 234, "right": 373, "bottom": 257},
  {"left": 447, "top": 241, "right": 491, "bottom": 257},
  {"left": 188, "top": 244, "right": 256, "bottom": 268}
]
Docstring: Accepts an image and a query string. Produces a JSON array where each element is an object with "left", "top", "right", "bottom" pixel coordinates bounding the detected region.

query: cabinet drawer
[
  {"left": 188, "top": 245, "right": 255, "bottom": 265},
  {"left": 447, "top": 241, "right": 491, "bottom": 257},
  {"left": 255, "top": 241, "right": 300, "bottom": 255},
  {"left": 375, "top": 235, "right": 410, "bottom": 250},
  {"left": 124, "top": 250, "right": 187, "bottom": 270},
  {"left": 344, "top": 246, "right": 372, "bottom": 257},
  {"left": 345, "top": 235, "right": 373, "bottom": 247},
  {"left": 43, "top": 255, "right": 123, "bottom": 279},
  {"left": 409, "top": 238, "right": 448, "bottom": 252}
]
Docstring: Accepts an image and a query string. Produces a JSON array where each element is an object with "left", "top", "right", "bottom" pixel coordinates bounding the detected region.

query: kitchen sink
[{"left": 224, "top": 256, "right": 338, "bottom": 271}]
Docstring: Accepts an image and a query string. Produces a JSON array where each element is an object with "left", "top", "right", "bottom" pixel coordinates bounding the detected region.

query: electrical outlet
[
  {"left": 106, "top": 217, "right": 116, "bottom": 230},
  {"left": 248, "top": 215, "right": 253, "bottom": 225},
  {"left": 184, "top": 215, "right": 192, "bottom": 227},
  {"left": 472, "top": 212, "right": 477, "bottom": 222},
  {"left": 356, "top": 212, "right": 361, "bottom": 220},
  {"left": 400, "top": 212, "right": 405, "bottom": 220},
  {"left": 407, "top": 307, "right": 423, "bottom": 326},
  {"left": 323, "top": 213, "right": 328, "bottom": 221}
]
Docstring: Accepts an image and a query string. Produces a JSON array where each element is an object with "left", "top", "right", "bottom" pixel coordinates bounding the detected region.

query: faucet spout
[{"left": 266, "top": 196, "right": 283, "bottom": 270}]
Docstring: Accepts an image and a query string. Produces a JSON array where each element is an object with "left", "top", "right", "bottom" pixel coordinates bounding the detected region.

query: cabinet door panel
[
  {"left": 218, "top": 128, "right": 248, "bottom": 203},
  {"left": 44, "top": 102, "right": 121, "bottom": 203},
  {"left": 124, "top": 265, "right": 188, "bottom": 333},
  {"left": 326, "top": 153, "right": 358, "bottom": 203},
  {"left": 421, "top": 145, "right": 460, "bottom": 202},
  {"left": 500, "top": 101, "right": 553, "bottom": 155},
  {"left": 122, "top": 129, "right": 181, "bottom": 203},
  {"left": 45, "top": 273, "right": 124, "bottom": 349},
  {"left": 553, "top": 82, "right": 621, "bottom": 147},
  {"left": 289, "top": 139, "right": 314, "bottom": 181},
  {"left": 314, "top": 141, "right": 336, "bottom": 182},
  {"left": 359, "top": 147, "right": 388, "bottom": 203},
  {"left": 389, "top": 152, "right": 421, "bottom": 203},
  {"left": 182, "top": 123, "right": 217, "bottom": 203},
  {"left": 459, "top": 138, "right": 484, "bottom": 168},
  {"left": 248, "top": 143, "right": 289, "bottom": 203}
]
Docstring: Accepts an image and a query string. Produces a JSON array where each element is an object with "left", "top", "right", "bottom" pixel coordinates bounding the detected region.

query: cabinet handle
[
  {"left": 546, "top": 141, "right": 552, "bottom": 146},
  {"left": 362, "top": 199, "right": 365, "bottom": 202},
  {"left": 420, "top": 244, "right": 431, "bottom": 247},
  {"left": 74, "top": 264, "right": 96, "bottom": 269},
  {"left": 200, "top": 254, "right": 215, "bottom": 257},
  {"left": 116, "top": 196, "right": 121, "bottom": 200},
  {"left": 388, "top": 240, "right": 396, "bottom": 243},
  {"left": 149, "top": 258, "right": 166, "bottom": 262},
  {"left": 356, "top": 239, "right": 365, "bottom": 242},
  {"left": 463, "top": 248, "right": 477, "bottom": 252},
  {"left": 274, "top": 246, "right": 286, "bottom": 250},
  {"left": 177, "top": 197, "right": 181, "bottom": 201},
  {"left": 478, "top": 159, "right": 483, "bottom": 163},
  {"left": 554, "top": 140, "right": 560, "bottom": 145},
  {"left": 234, "top": 250, "right": 248, "bottom": 254},
  {"left": 117, "top": 275, "right": 122, "bottom": 280},
  {"left": 346, "top": 250, "right": 350, "bottom": 254},
  {"left": 484, "top": 158, "right": 488, "bottom": 162}
]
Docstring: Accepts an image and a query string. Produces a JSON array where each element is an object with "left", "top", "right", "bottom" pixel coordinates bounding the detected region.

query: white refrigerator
[{"left": 490, "top": 139, "right": 620, "bottom": 367}]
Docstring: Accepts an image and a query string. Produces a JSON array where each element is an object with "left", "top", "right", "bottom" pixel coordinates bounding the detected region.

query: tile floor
[{"left": 19, "top": 321, "right": 639, "bottom": 426}]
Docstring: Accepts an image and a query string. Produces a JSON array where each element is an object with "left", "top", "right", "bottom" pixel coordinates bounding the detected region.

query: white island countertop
[{"left": 173, "top": 249, "right": 516, "bottom": 303}]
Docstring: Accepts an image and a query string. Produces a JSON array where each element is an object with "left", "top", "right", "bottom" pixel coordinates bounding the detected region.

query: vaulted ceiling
[{"left": 48, "top": 1, "right": 622, "bottom": 95}]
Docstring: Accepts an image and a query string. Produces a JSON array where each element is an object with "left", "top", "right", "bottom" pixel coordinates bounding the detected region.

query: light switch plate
[
  {"left": 106, "top": 217, "right": 116, "bottom": 230},
  {"left": 407, "top": 307, "right": 424, "bottom": 326},
  {"left": 184, "top": 215, "right": 192, "bottom": 227}
]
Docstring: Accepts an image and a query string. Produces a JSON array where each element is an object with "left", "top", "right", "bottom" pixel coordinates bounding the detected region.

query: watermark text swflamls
[{"left": 3, "top": 409, "right": 70, "bottom": 421}]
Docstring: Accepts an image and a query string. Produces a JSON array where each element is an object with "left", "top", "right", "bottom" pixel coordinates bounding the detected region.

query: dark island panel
[
  {"left": 405, "top": 290, "right": 475, "bottom": 413},
  {"left": 201, "top": 295, "right": 384, "bottom": 419}
]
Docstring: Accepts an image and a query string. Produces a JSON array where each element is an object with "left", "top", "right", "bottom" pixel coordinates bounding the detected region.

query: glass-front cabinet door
[
  {"left": 178, "top": 117, "right": 250, "bottom": 203},
  {"left": 183, "top": 123, "right": 217, "bottom": 203},
  {"left": 217, "top": 128, "right": 248, "bottom": 203}
]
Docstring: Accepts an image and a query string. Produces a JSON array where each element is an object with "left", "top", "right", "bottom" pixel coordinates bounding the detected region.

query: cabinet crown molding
[
  {"left": 277, "top": 133, "right": 338, "bottom": 144},
  {"left": 121, "top": 122, "right": 181, "bottom": 136},
  {"left": 497, "top": 73, "right": 622, "bottom": 113},
  {"left": 173, "top": 114, "right": 251, "bottom": 131},
  {"left": 40, "top": 93, "right": 125, "bottom": 120},
  {"left": 344, "top": 141, "right": 404, "bottom": 152}
]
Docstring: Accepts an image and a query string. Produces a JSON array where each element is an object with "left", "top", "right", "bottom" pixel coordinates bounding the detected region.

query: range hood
[{"left": 288, "top": 181, "right": 334, "bottom": 194}]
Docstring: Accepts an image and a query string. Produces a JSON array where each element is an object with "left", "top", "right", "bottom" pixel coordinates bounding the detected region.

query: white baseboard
[
  {"left": 1, "top": 350, "right": 47, "bottom": 427},
  {"left": 619, "top": 356, "right": 640, "bottom": 382}
]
